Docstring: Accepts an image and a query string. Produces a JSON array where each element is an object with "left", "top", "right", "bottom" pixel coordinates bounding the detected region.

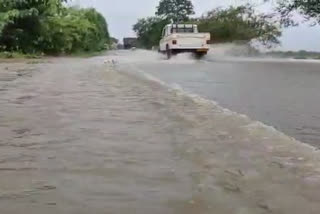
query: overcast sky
[{"left": 75, "top": 0, "right": 320, "bottom": 51}]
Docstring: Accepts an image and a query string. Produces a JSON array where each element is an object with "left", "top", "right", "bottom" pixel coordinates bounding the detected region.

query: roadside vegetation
[
  {"left": 134, "top": 0, "right": 320, "bottom": 50},
  {"left": 197, "top": 6, "right": 281, "bottom": 48},
  {"left": 133, "top": 17, "right": 168, "bottom": 49},
  {"left": 0, "top": 0, "right": 111, "bottom": 57}
]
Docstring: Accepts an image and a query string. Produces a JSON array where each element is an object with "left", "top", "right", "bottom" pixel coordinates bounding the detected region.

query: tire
[
  {"left": 194, "top": 52, "right": 207, "bottom": 59},
  {"left": 166, "top": 45, "right": 172, "bottom": 59}
]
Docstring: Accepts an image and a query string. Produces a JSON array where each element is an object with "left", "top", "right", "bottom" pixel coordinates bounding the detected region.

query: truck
[
  {"left": 159, "top": 24, "right": 211, "bottom": 59},
  {"left": 123, "top": 37, "right": 138, "bottom": 49}
]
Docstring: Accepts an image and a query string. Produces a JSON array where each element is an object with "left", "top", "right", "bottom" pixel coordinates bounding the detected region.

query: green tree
[
  {"left": 0, "top": 0, "right": 66, "bottom": 52},
  {"left": 0, "top": 0, "right": 111, "bottom": 54},
  {"left": 39, "top": 8, "right": 110, "bottom": 54},
  {"left": 197, "top": 5, "right": 282, "bottom": 47},
  {"left": 133, "top": 17, "right": 169, "bottom": 49},
  {"left": 156, "top": 0, "right": 195, "bottom": 22},
  {"left": 276, "top": 0, "right": 320, "bottom": 26}
]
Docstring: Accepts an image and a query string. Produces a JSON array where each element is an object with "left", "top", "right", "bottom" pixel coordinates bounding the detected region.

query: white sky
[{"left": 75, "top": 0, "right": 320, "bottom": 51}]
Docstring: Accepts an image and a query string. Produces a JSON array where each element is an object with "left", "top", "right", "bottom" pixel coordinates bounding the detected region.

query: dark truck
[{"left": 123, "top": 37, "right": 138, "bottom": 49}]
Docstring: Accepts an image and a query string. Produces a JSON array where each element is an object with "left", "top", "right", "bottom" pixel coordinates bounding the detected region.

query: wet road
[
  {"left": 1, "top": 54, "right": 320, "bottom": 213},
  {"left": 124, "top": 51, "right": 320, "bottom": 147}
]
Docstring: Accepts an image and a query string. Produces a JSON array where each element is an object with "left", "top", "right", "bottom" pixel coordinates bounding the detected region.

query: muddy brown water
[{"left": 1, "top": 55, "right": 320, "bottom": 213}]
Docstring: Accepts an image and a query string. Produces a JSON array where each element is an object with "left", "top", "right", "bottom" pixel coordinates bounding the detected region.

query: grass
[
  {"left": 0, "top": 49, "right": 108, "bottom": 61},
  {"left": 0, "top": 52, "right": 42, "bottom": 59}
]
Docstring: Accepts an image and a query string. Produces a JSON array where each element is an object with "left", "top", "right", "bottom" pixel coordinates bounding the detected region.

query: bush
[{"left": 0, "top": 0, "right": 110, "bottom": 55}]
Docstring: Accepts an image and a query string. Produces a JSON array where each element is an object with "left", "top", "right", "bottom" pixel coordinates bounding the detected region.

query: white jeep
[{"left": 159, "top": 24, "right": 211, "bottom": 59}]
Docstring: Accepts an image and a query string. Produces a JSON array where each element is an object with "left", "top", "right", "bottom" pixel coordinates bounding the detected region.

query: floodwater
[
  {"left": 119, "top": 49, "right": 320, "bottom": 147},
  {"left": 1, "top": 53, "right": 320, "bottom": 213}
]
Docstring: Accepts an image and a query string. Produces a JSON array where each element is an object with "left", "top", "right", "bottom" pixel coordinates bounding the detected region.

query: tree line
[
  {"left": 0, "top": 0, "right": 318, "bottom": 54},
  {"left": 133, "top": 0, "right": 320, "bottom": 49},
  {"left": 0, "top": 0, "right": 111, "bottom": 55}
]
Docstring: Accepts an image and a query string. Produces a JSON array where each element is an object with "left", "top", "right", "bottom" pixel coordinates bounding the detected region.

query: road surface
[
  {"left": 113, "top": 50, "right": 320, "bottom": 147},
  {"left": 0, "top": 52, "right": 320, "bottom": 214}
]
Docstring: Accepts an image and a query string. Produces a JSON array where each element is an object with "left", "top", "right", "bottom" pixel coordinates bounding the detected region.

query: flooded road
[
  {"left": 124, "top": 51, "right": 320, "bottom": 147},
  {"left": 1, "top": 54, "right": 320, "bottom": 213}
]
